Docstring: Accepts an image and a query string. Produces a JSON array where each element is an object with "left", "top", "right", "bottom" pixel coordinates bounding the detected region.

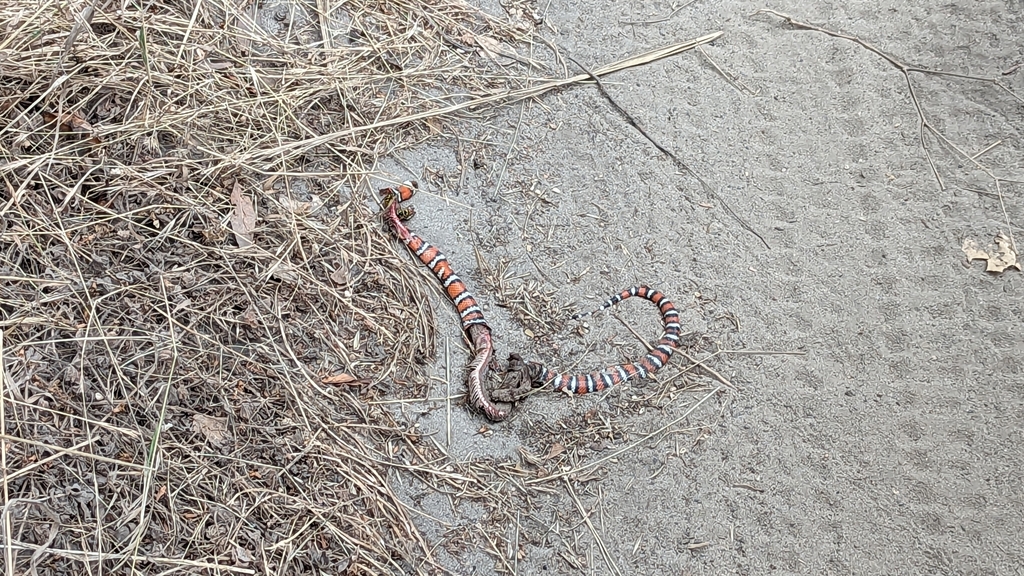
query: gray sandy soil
[{"left": 384, "top": 1, "right": 1023, "bottom": 574}]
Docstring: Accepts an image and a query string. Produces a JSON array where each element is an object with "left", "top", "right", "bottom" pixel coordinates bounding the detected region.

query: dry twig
[{"left": 757, "top": 9, "right": 1022, "bottom": 254}]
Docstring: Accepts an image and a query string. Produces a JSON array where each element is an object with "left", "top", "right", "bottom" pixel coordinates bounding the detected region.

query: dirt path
[{"left": 388, "top": 1, "right": 1023, "bottom": 573}]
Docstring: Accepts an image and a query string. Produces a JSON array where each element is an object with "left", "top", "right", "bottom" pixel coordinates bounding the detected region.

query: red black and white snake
[
  {"left": 494, "top": 286, "right": 681, "bottom": 401},
  {"left": 380, "top": 181, "right": 508, "bottom": 421},
  {"left": 381, "top": 181, "right": 682, "bottom": 419}
]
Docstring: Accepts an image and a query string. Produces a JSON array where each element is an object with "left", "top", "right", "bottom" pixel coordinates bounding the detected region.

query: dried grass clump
[
  {"left": 477, "top": 254, "right": 575, "bottom": 342},
  {"left": 0, "top": 0, "right": 533, "bottom": 573}
]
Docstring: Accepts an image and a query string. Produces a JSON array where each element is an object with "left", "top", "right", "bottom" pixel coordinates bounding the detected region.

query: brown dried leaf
[
  {"left": 41, "top": 111, "right": 103, "bottom": 144},
  {"left": 543, "top": 441, "right": 565, "bottom": 460},
  {"left": 229, "top": 181, "right": 256, "bottom": 248},
  {"left": 278, "top": 194, "right": 323, "bottom": 215},
  {"left": 43, "top": 111, "right": 94, "bottom": 133},
  {"left": 322, "top": 373, "right": 368, "bottom": 386},
  {"left": 192, "top": 414, "right": 231, "bottom": 445},
  {"left": 962, "top": 232, "right": 1020, "bottom": 273}
]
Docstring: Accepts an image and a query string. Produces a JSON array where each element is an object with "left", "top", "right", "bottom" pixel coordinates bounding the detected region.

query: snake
[
  {"left": 380, "top": 181, "right": 508, "bottom": 421},
  {"left": 381, "top": 181, "right": 682, "bottom": 415},
  {"left": 493, "top": 285, "right": 682, "bottom": 401}
]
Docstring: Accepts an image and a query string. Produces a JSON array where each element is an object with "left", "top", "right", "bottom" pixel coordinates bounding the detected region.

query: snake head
[{"left": 379, "top": 185, "right": 416, "bottom": 222}]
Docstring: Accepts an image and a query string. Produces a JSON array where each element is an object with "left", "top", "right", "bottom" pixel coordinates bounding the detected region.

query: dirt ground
[{"left": 383, "top": 1, "right": 1024, "bottom": 574}]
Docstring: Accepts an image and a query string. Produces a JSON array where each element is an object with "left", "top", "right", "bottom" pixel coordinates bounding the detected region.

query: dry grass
[
  {"left": 476, "top": 252, "right": 574, "bottom": 342},
  {"left": 0, "top": 0, "right": 727, "bottom": 572},
  {"left": 0, "top": 0, "right": 535, "bottom": 573}
]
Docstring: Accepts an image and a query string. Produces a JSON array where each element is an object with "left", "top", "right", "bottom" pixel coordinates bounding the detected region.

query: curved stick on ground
[
  {"left": 380, "top": 182, "right": 508, "bottom": 421},
  {"left": 494, "top": 286, "right": 681, "bottom": 402}
]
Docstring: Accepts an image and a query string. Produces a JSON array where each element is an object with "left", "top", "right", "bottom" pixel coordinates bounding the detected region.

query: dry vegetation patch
[
  {"left": 0, "top": 1, "right": 533, "bottom": 573},
  {"left": 0, "top": 0, "right": 731, "bottom": 572}
]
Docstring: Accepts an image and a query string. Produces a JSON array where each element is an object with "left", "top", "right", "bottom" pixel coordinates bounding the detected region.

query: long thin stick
[
  {"left": 561, "top": 52, "right": 771, "bottom": 250},
  {"left": 0, "top": 329, "right": 12, "bottom": 576},
  {"left": 242, "top": 33, "right": 724, "bottom": 163},
  {"left": 564, "top": 478, "right": 624, "bottom": 576}
]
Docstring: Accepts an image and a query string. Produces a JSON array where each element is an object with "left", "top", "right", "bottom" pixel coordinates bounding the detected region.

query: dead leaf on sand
[
  {"left": 192, "top": 414, "right": 231, "bottom": 445},
  {"left": 42, "top": 110, "right": 103, "bottom": 144},
  {"left": 543, "top": 442, "right": 566, "bottom": 460},
  {"left": 229, "top": 181, "right": 256, "bottom": 248},
  {"left": 962, "top": 232, "right": 1020, "bottom": 273}
]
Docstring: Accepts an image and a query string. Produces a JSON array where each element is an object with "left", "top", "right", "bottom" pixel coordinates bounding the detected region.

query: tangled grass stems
[{"left": 0, "top": 0, "right": 536, "bottom": 573}]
